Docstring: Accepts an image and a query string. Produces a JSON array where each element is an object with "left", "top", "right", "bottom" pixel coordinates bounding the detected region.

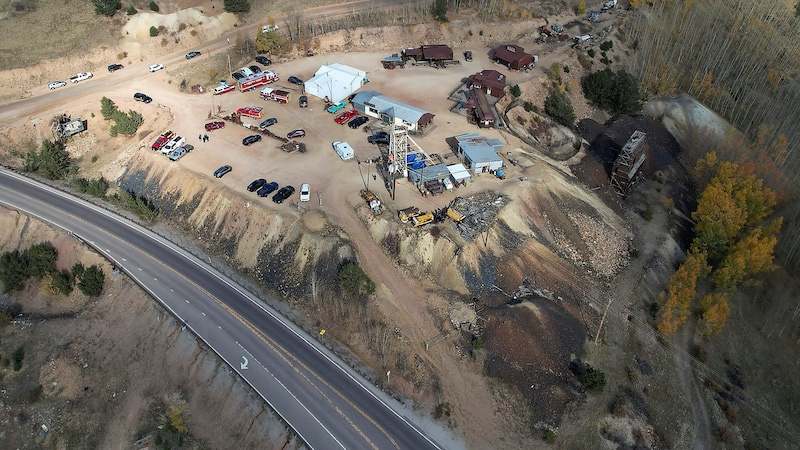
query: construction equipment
[
  {"left": 446, "top": 208, "right": 466, "bottom": 223},
  {"left": 398, "top": 206, "right": 420, "bottom": 223},
  {"left": 360, "top": 189, "right": 382, "bottom": 213},
  {"left": 411, "top": 212, "right": 435, "bottom": 227}
]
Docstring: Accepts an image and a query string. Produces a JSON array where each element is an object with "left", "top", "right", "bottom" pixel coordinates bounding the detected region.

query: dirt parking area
[{"left": 104, "top": 48, "right": 540, "bottom": 216}]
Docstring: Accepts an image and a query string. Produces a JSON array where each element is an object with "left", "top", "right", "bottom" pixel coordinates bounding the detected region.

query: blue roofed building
[
  {"left": 351, "top": 91, "right": 435, "bottom": 132},
  {"left": 446, "top": 132, "right": 504, "bottom": 174}
]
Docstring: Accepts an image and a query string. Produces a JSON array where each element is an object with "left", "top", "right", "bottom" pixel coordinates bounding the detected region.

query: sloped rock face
[
  {"left": 505, "top": 106, "right": 582, "bottom": 161},
  {"left": 119, "top": 158, "right": 354, "bottom": 300}
]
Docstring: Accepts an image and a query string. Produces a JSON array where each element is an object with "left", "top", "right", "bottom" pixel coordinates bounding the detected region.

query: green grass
[{"left": 0, "top": 0, "right": 119, "bottom": 70}]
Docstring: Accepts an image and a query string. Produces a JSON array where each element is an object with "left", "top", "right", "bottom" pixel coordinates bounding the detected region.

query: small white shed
[{"left": 448, "top": 163, "right": 472, "bottom": 184}]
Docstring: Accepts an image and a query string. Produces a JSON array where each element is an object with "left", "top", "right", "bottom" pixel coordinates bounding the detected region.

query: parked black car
[
  {"left": 272, "top": 186, "right": 295, "bottom": 204},
  {"left": 258, "top": 118, "right": 278, "bottom": 129},
  {"left": 249, "top": 65, "right": 261, "bottom": 74},
  {"left": 247, "top": 178, "right": 267, "bottom": 192},
  {"left": 255, "top": 56, "right": 272, "bottom": 66},
  {"left": 185, "top": 51, "right": 202, "bottom": 59},
  {"left": 231, "top": 72, "right": 245, "bottom": 80},
  {"left": 242, "top": 135, "right": 262, "bottom": 146},
  {"left": 348, "top": 116, "right": 369, "bottom": 129},
  {"left": 287, "top": 129, "right": 306, "bottom": 139},
  {"left": 213, "top": 165, "right": 232, "bottom": 178},
  {"left": 287, "top": 76, "right": 303, "bottom": 85},
  {"left": 299, "top": 95, "right": 308, "bottom": 108},
  {"left": 133, "top": 92, "right": 153, "bottom": 103},
  {"left": 368, "top": 132, "right": 389, "bottom": 145},
  {"left": 107, "top": 63, "right": 124, "bottom": 72},
  {"left": 257, "top": 182, "right": 279, "bottom": 197}
]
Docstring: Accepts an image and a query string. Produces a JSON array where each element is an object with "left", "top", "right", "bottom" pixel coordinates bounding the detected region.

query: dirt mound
[{"left": 483, "top": 299, "right": 585, "bottom": 426}]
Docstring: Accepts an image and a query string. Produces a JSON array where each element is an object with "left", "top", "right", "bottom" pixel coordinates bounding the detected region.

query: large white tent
[{"left": 304, "top": 63, "right": 368, "bottom": 103}]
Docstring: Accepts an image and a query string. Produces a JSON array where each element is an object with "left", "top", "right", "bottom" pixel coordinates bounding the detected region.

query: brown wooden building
[
  {"left": 469, "top": 88, "right": 497, "bottom": 128},
  {"left": 467, "top": 70, "right": 507, "bottom": 97},
  {"left": 492, "top": 44, "right": 535, "bottom": 70}
]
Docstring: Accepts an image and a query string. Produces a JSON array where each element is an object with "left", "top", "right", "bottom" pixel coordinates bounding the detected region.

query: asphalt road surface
[{"left": 0, "top": 169, "right": 446, "bottom": 450}]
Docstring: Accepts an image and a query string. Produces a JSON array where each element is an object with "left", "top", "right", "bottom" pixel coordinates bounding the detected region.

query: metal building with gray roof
[
  {"left": 351, "top": 91, "right": 435, "bottom": 132},
  {"left": 446, "top": 132, "right": 504, "bottom": 174}
]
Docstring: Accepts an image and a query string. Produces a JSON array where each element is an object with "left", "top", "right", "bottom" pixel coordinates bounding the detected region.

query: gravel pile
[{"left": 567, "top": 210, "right": 631, "bottom": 278}]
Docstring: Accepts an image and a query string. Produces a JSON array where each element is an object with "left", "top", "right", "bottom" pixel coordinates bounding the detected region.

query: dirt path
[{"left": 676, "top": 332, "right": 713, "bottom": 449}]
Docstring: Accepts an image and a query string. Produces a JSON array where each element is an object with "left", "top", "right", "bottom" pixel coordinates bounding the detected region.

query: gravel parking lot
[{"left": 139, "top": 50, "right": 533, "bottom": 213}]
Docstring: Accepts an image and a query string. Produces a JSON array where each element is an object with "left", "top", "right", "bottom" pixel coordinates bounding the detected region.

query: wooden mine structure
[{"left": 611, "top": 130, "right": 647, "bottom": 196}]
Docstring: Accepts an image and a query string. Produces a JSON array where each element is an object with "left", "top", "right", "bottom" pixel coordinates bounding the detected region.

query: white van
[
  {"left": 239, "top": 67, "right": 255, "bottom": 77},
  {"left": 332, "top": 141, "right": 354, "bottom": 161}
]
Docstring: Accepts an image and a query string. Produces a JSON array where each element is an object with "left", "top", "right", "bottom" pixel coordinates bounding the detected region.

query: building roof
[
  {"left": 402, "top": 45, "right": 453, "bottom": 61},
  {"left": 470, "top": 88, "right": 496, "bottom": 123},
  {"left": 352, "top": 91, "right": 434, "bottom": 125},
  {"left": 493, "top": 44, "right": 534, "bottom": 67},
  {"left": 409, "top": 163, "right": 450, "bottom": 183},
  {"left": 448, "top": 163, "right": 471, "bottom": 181},
  {"left": 453, "top": 132, "right": 503, "bottom": 163},
  {"left": 468, "top": 70, "right": 507, "bottom": 93},
  {"left": 305, "top": 63, "right": 367, "bottom": 102},
  {"left": 421, "top": 45, "right": 453, "bottom": 60}
]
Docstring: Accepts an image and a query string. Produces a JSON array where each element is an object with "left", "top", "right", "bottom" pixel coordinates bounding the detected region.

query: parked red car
[
  {"left": 334, "top": 109, "right": 359, "bottom": 125},
  {"left": 205, "top": 121, "right": 225, "bottom": 132}
]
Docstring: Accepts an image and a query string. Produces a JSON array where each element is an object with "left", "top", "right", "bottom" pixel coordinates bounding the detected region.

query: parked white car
[
  {"left": 299, "top": 183, "right": 310, "bottom": 202},
  {"left": 69, "top": 72, "right": 92, "bottom": 83},
  {"left": 149, "top": 63, "right": 165, "bottom": 73},
  {"left": 48, "top": 81, "right": 66, "bottom": 90},
  {"left": 161, "top": 135, "right": 186, "bottom": 154}
]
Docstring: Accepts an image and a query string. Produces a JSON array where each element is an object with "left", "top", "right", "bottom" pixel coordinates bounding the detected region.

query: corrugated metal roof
[
  {"left": 352, "top": 91, "right": 432, "bottom": 124},
  {"left": 409, "top": 163, "right": 450, "bottom": 183},
  {"left": 454, "top": 132, "right": 503, "bottom": 163},
  {"left": 448, "top": 164, "right": 471, "bottom": 181}
]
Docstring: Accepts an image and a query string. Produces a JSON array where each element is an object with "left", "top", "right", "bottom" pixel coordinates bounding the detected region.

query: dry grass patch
[{"left": 0, "top": 0, "right": 118, "bottom": 70}]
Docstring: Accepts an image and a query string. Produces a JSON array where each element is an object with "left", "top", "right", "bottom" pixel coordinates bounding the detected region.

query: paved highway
[{"left": 0, "top": 169, "right": 447, "bottom": 450}]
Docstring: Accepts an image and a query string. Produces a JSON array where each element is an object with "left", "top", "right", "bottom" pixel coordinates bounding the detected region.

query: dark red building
[
  {"left": 492, "top": 44, "right": 535, "bottom": 70},
  {"left": 467, "top": 70, "right": 507, "bottom": 97}
]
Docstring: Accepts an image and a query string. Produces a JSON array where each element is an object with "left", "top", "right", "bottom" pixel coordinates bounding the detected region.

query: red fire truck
[
  {"left": 236, "top": 107, "right": 263, "bottom": 119},
  {"left": 237, "top": 70, "right": 279, "bottom": 92}
]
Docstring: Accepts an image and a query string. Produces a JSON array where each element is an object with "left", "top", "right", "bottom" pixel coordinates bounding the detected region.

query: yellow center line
[{"left": 30, "top": 203, "right": 399, "bottom": 450}]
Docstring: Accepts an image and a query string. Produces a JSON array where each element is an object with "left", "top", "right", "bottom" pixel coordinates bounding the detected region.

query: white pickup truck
[{"left": 69, "top": 72, "right": 93, "bottom": 83}]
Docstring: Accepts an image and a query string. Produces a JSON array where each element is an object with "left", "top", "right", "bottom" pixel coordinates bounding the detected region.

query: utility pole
[{"left": 594, "top": 298, "right": 614, "bottom": 345}]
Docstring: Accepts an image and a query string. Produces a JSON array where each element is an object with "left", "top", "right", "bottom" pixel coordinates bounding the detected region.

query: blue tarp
[
  {"left": 411, "top": 161, "right": 426, "bottom": 170},
  {"left": 406, "top": 154, "right": 417, "bottom": 163}
]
